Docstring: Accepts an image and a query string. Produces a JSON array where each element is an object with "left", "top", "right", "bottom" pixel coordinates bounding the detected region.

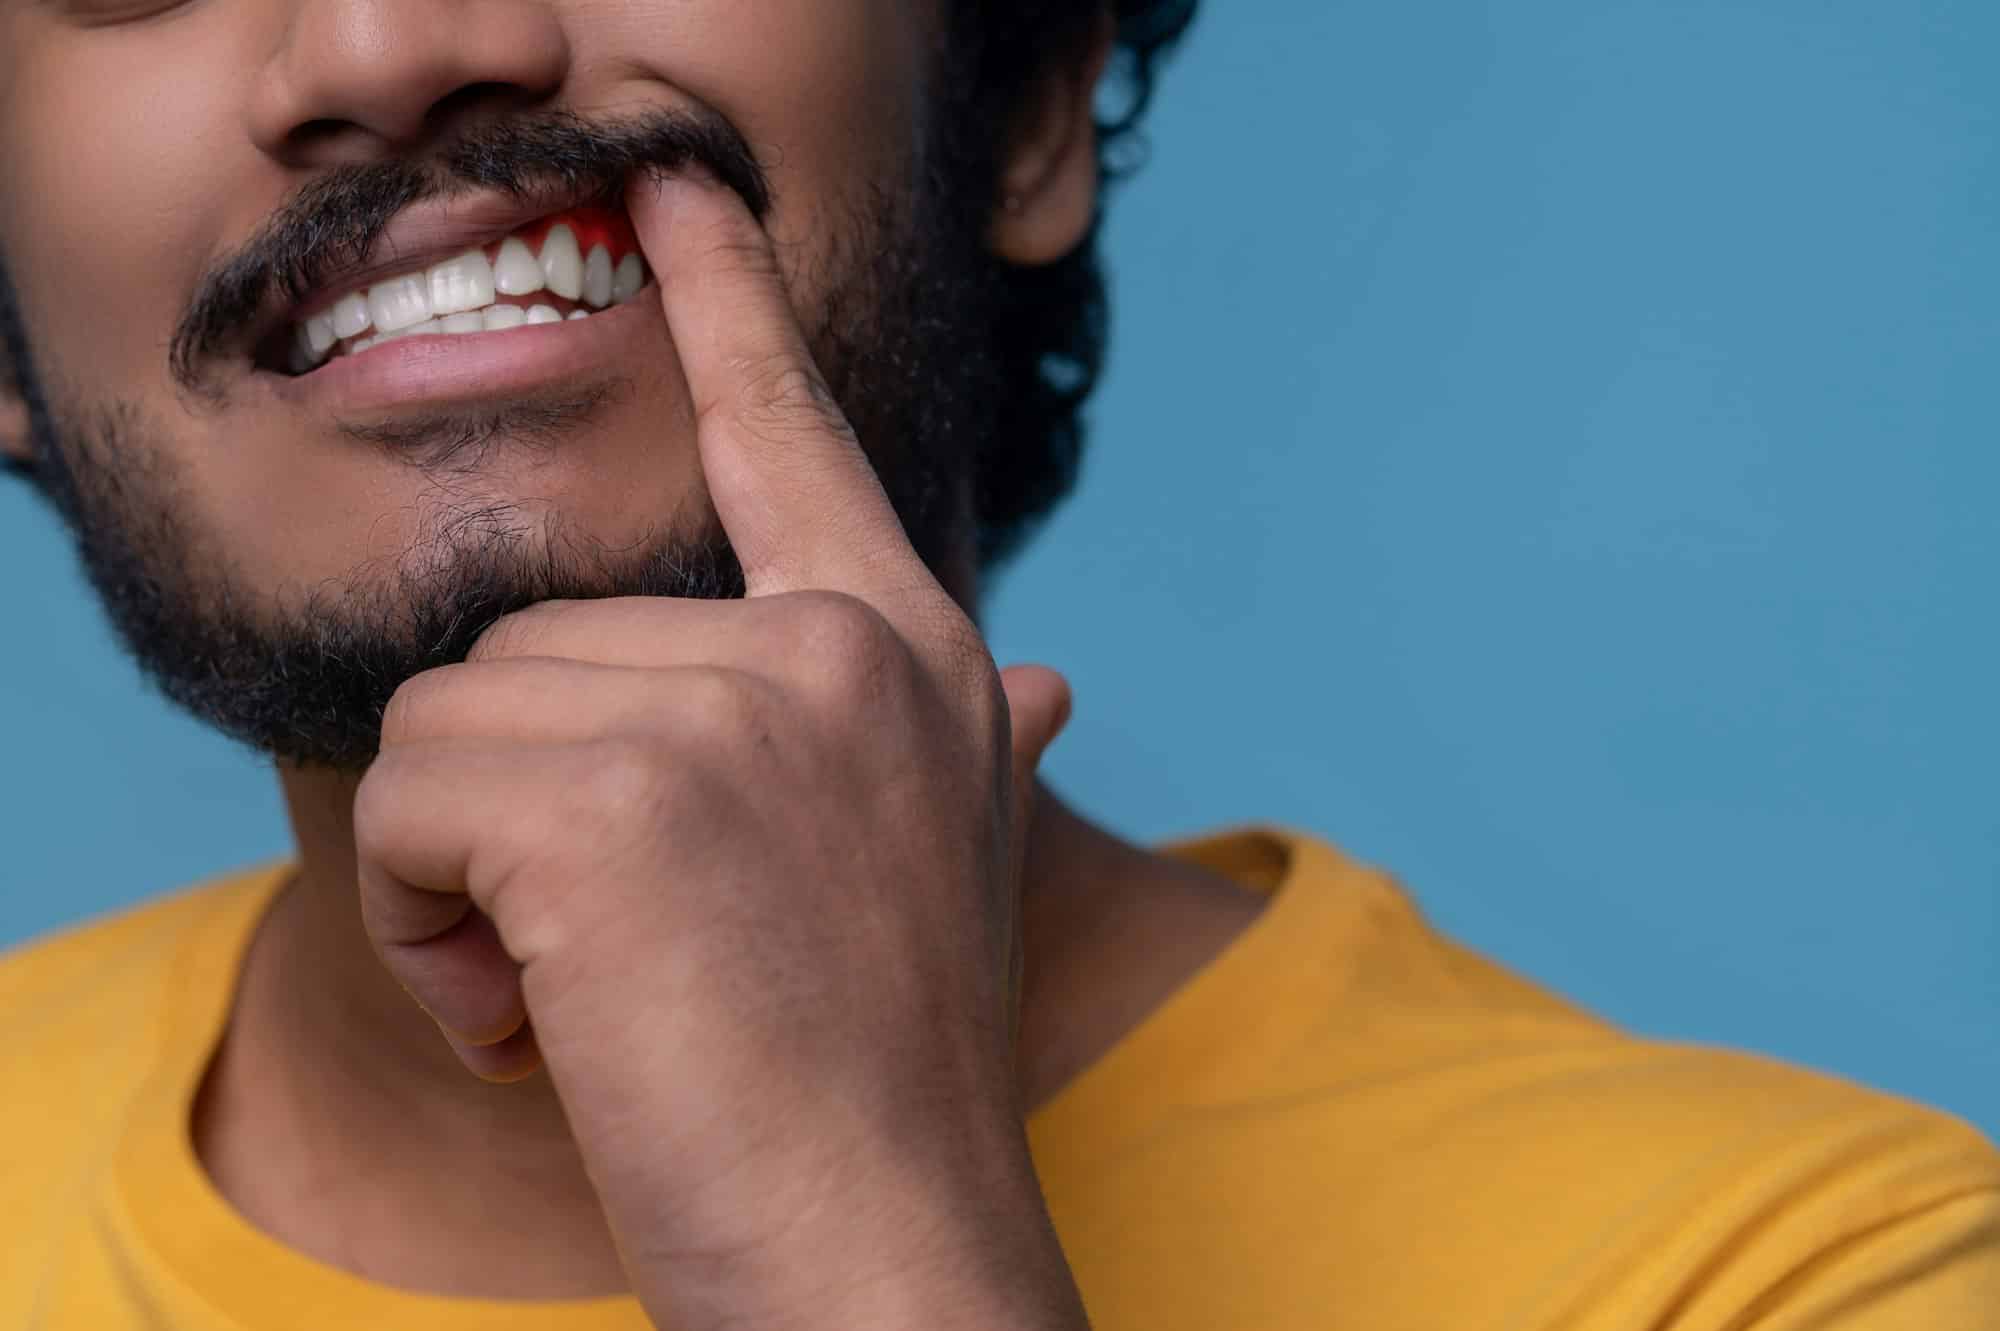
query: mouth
[{"left": 252, "top": 202, "right": 654, "bottom": 378}]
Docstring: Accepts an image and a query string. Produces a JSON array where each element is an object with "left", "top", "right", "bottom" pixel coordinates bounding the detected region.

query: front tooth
[
  {"left": 482, "top": 305, "right": 527, "bottom": 331},
  {"left": 428, "top": 251, "right": 496, "bottom": 316},
  {"left": 331, "top": 292, "right": 372, "bottom": 339},
  {"left": 540, "top": 224, "right": 584, "bottom": 301},
  {"left": 525, "top": 304, "right": 562, "bottom": 324},
  {"left": 612, "top": 253, "right": 645, "bottom": 303},
  {"left": 440, "top": 311, "right": 486, "bottom": 334},
  {"left": 368, "top": 274, "right": 431, "bottom": 332},
  {"left": 305, "top": 312, "right": 337, "bottom": 356},
  {"left": 567, "top": 309, "right": 590, "bottom": 320},
  {"left": 493, "top": 237, "right": 546, "bottom": 296},
  {"left": 583, "top": 245, "right": 614, "bottom": 308}
]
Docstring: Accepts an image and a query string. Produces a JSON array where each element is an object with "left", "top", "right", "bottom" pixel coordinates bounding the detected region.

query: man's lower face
[{"left": 2, "top": 12, "right": 1003, "bottom": 770}]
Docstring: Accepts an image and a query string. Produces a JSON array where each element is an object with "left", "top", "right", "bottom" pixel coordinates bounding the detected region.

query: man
[{"left": 0, "top": 1, "right": 1993, "bottom": 1326}]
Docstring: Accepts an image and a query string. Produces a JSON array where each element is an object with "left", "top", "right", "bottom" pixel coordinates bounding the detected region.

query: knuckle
[
  {"left": 467, "top": 602, "right": 562, "bottom": 663},
  {"left": 697, "top": 224, "right": 783, "bottom": 283},
  {"left": 379, "top": 666, "right": 459, "bottom": 747},
  {"left": 727, "top": 356, "right": 853, "bottom": 442},
  {"left": 351, "top": 753, "right": 414, "bottom": 863},
  {"left": 679, "top": 666, "right": 767, "bottom": 742},
  {"left": 791, "top": 592, "right": 901, "bottom": 694},
  {"left": 569, "top": 734, "right": 680, "bottom": 831}
]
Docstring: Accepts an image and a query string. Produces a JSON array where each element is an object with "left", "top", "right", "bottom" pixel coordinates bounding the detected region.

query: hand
[{"left": 352, "top": 170, "right": 1087, "bottom": 1331}]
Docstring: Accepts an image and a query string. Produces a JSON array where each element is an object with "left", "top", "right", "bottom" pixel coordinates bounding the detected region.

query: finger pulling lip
[{"left": 265, "top": 282, "right": 665, "bottom": 418}]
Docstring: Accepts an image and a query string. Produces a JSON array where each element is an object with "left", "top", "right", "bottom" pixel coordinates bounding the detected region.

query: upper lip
[{"left": 246, "top": 181, "right": 623, "bottom": 368}]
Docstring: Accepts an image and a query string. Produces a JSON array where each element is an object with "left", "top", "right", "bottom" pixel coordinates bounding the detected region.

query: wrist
[
  {"left": 635, "top": 1132, "right": 1089, "bottom": 1331},
  {"left": 762, "top": 1223, "right": 1090, "bottom": 1331}
]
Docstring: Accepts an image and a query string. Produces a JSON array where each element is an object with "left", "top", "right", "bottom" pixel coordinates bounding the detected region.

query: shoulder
[
  {"left": 1097, "top": 828, "right": 2000, "bottom": 1327},
  {"left": 1100, "top": 991, "right": 1996, "bottom": 1327},
  {"left": 0, "top": 863, "right": 282, "bottom": 1035},
  {"left": 1397, "top": 1037, "right": 2000, "bottom": 1327},
  {"left": 1346, "top": 845, "right": 2000, "bottom": 1324},
  {"left": 0, "top": 864, "right": 286, "bottom": 1182}
]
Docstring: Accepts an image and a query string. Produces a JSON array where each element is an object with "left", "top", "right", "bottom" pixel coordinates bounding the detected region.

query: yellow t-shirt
[{"left": 3, "top": 828, "right": 1994, "bottom": 1329}]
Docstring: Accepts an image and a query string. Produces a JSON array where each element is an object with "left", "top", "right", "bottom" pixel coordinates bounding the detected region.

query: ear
[{"left": 987, "top": 14, "right": 1117, "bottom": 267}]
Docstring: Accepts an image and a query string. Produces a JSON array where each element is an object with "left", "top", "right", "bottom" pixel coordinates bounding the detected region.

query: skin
[{"left": 0, "top": 0, "right": 1270, "bottom": 1320}]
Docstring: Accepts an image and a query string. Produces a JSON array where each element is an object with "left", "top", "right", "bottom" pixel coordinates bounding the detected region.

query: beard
[{"left": 16, "top": 116, "right": 1008, "bottom": 772}]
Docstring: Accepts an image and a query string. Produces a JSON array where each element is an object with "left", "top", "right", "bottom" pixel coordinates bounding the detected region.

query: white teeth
[
  {"left": 305, "top": 311, "right": 337, "bottom": 356},
  {"left": 390, "top": 317, "right": 441, "bottom": 340},
  {"left": 331, "top": 292, "right": 371, "bottom": 340},
  {"left": 540, "top": 224, "right": 584, "bottom": 301},
  {"left": 493, "top": 237, "right": 546, "bottom": 296},
  {"left": 291, "top": 215, "right": 649, "bottom": 371},
  {"left": 428, "top": 250, "right": 497, "bottom": 316},
  {"left": 583, "top": 244, "right": 614, "bottom": 309},
  {"left": 612, "top": 253, "right": 645, "bottom": 303},
  {"left": 368, "top": 274, "right": 431, "bottom": 332}
]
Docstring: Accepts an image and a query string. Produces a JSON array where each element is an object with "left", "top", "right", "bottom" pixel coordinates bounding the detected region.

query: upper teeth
[{"left": 288, "top": 222, "right": 649, "bottom": 373}]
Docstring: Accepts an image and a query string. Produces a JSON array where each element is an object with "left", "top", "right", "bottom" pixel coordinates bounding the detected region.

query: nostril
[{"left": 285, "top": 118, "right": 356, "bottom": 153}]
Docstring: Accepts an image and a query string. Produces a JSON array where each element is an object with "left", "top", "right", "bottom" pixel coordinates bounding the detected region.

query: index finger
[{"left": 626, "top": 167, "right": 934, "bottom": 609}]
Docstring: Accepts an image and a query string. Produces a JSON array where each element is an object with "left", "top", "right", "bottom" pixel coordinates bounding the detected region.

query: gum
[{"left": 499, "top": 205, "right": 643, "bottom": 264}]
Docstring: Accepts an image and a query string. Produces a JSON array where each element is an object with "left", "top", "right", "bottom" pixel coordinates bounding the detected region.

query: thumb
[{"left": 999, "top": 663, "right": 1072, "bottom": 832}]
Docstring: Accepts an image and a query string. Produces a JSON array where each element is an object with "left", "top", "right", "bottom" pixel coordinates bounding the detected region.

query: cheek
[
  {"left": 670, "top": 0, "right": 929, "bottom": 148},
  {"left": 0, "top": 25, "right": 250, "bottom": 395},
  {"left": 591, "top": 0, "right": 934, "bottom": 277},
  {"left": 0, "top": 20, "right": 326, "bottom": 579}
]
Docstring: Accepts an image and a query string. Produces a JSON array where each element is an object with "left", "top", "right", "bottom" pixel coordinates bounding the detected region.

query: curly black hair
[
  {"left": 944, "top": 0, "right": 1200, "bottom": 566},
  {"left": 1, "top": 2, "right": 1200, "bottom": 568}
]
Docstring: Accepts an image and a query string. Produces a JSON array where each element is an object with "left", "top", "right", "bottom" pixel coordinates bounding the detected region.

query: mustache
[{"left": 169, "top": 105, "right": 771, "bottom": 392}]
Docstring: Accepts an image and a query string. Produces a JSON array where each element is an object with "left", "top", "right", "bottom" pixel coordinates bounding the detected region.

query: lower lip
[{"left": 269, "top": 285, "right": 665, "bottom": 416}]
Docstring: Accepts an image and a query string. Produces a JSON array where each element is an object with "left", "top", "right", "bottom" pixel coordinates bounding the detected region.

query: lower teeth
[{"left": 342, "top": 304, "right": 591, "bottom": 359}]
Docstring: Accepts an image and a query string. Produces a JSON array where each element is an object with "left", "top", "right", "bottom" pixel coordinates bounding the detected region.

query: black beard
[{"left": 20, "top": 134, "right": 1005, "bottom": 772}]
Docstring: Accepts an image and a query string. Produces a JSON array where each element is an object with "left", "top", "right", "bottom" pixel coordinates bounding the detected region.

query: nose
[{"left": 248, "top": 0, "right": 571, "bottom": 165}]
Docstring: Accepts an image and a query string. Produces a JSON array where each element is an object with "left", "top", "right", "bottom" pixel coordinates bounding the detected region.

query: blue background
[{"left": 3, "top": 1, "right": 1994, "bottom": 1135}]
